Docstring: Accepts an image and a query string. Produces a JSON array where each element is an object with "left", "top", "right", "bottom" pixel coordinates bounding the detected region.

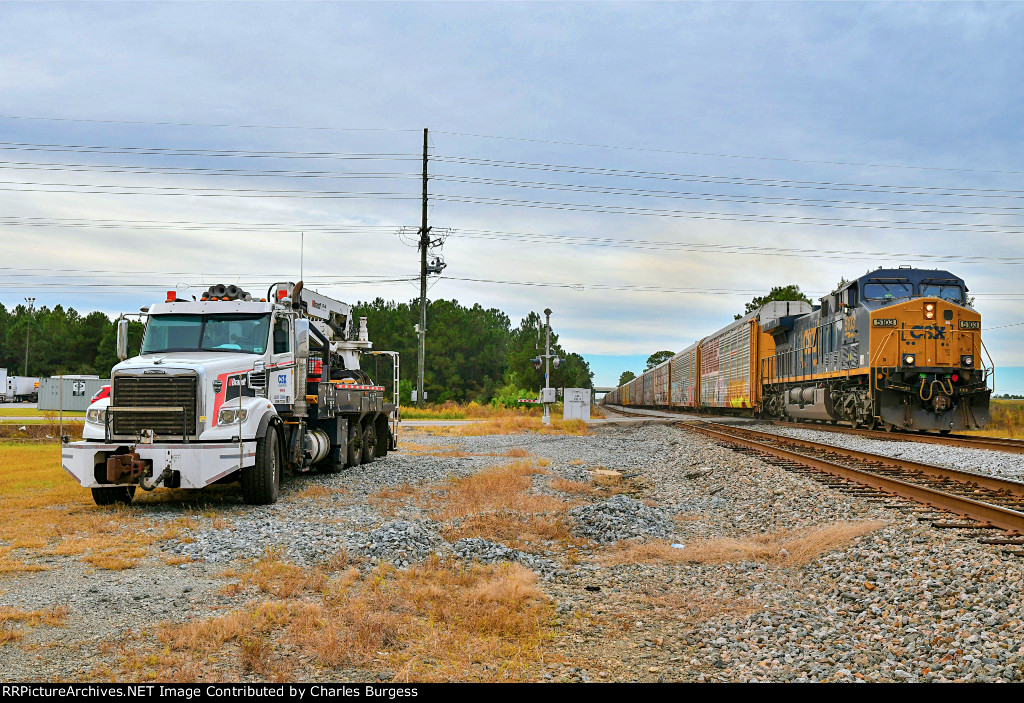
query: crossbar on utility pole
[{"left": 417, "top": 128, "right": 429, "bottom": 408}]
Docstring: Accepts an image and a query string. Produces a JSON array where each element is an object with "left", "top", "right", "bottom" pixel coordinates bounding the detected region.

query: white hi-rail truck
[{"left": 62, "top": 281, "right": 399, "bottom": 506}]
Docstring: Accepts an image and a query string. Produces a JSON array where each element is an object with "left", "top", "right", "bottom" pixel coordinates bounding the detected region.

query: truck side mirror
[
  {"left": 116, "top": 318, "right": 129, "bottom": 360},
  {"left": 294, "top": 318, "right": 310, "bottom": 359}
]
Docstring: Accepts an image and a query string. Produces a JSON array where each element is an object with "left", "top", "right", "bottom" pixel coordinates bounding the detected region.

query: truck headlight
[
  {"left": 86, "top": 408, "right": 106, "bottom": 425},
  {"left": 218, "top": 408, "right": 248, "bottom": 425}
]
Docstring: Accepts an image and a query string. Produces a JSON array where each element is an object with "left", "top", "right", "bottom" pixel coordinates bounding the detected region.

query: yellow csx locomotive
[{"left": 607, "top": 267, "right": 992, "bottom": 433}]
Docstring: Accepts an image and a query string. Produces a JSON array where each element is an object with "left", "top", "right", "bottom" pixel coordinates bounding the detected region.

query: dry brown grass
[
  {"left": 550, "top": 474, "right": 629, "bottom": 497},
  {"left": 502, "top": 448, "right": 533, "bottom": 458},
  {"left": 0, "top": 604, "right": 70, "bottom": 628},
  {"left": 240, "top": 636, "right": 273, "bottom": 675},
  {"left": 0, "top": 604, "right": 70, "bottom": 645},
  {"left": 426, "top": 459, "right": 583, "bottom": 551},
  {"left": 433, "top": 460, "right": 559, "bottom": 520},
  {"left": 443, "top": 512, "right": 574, "bottom": 548},
  {"left": 603, "top": 521, "right": 885, "bottom": 567},
  {"left": 0, "top": 444, "right": 247, "bottom": 574},
  {"left": 420, "top": 416, "right": 590, "bottom": 437},
  {"left": 102, "top": 556, "right": 553, "bottom": 682}
]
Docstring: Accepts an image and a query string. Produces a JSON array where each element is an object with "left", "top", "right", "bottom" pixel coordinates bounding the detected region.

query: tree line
[
  {"left": 0, "top": 298, "right": 593, "bottom": 405},
  {"left": 0, "top": 301, "right": 142, "bottom": 378},
  {"left": 352, "top": 298, "right": 593, "bottom": 404}
]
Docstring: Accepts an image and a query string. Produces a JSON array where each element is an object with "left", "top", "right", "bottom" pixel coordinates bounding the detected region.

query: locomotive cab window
[
  {"left": 920, "top": 282, "right": 964, "bottom": 304},
  {"left": 863, "top": 279, "right": 912, "bottom": 302}
]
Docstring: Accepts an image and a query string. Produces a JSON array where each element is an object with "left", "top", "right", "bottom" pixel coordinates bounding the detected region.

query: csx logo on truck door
[{"left": 908, "top": 325, "right": 946, "bottom": 340}]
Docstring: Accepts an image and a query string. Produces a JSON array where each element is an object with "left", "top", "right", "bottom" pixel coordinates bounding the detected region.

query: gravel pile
[
  {"left": 570, "top": 494, "right": 676, "bottom": 543},
  {"left": 349, "top": 519, "right": 450, "bottom": 567},
  {"left": 166, "top": 517, "right": 361, "bottom": 565},
  {"left": 452, "top": 537, "right": 556, "bottom": 573}
]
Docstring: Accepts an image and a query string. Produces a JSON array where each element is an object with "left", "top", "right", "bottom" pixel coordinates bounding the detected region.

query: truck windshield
[
  {"left": 920, "top": 282, "right": 964, "bottom": 303},
  {"left": 141, "top": 314, "right": 271, "bottom": 354},
  {"left": 863, "top": 280, "right": 913, "bottom": 302}
]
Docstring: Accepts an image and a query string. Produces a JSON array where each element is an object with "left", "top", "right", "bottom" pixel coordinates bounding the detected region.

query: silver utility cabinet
[
  {"left": 563, "top": 388, "right": 592, "bottom": 420},
  {"left": 37, "top": 377, "right": 108, "bottom": 412}
]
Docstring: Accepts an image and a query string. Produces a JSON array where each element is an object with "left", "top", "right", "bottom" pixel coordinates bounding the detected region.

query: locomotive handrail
[{"left": 980, "top": 337, "right": 996, "bottom": 393}]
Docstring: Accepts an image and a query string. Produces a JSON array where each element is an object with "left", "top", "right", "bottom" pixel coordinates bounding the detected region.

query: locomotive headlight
[
  {"left": 903, "top": 354, "right": 916, "bottom": 366},
  {"left": 961, "top": 354, "right": 974, "bottom": 367},
  {"left": 218, "top": 408, "right": 248, "bottom": 425},
  {"left": 924, "top": 302, "right": 935, "bottom": 320}
]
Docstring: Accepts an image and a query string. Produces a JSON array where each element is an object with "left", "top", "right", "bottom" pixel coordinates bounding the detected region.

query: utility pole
[
  {"left": 417, "top": 128, "right": 429, "bottom": 407},
  {"left": 23, "top": 297, "right": 34, "bottom": 376}
]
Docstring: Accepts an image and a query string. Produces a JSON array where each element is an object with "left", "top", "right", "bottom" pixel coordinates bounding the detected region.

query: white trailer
[
  {"left": 62, "top": 281, "right": 398, "bottom": 506},
  {"left": 9, "top": 376, "right": 40, "bottom": 402}
]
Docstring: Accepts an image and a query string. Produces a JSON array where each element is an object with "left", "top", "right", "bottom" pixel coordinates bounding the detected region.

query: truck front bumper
[{"left": 61, "top": 441, "right": 257, "bottom": 489}]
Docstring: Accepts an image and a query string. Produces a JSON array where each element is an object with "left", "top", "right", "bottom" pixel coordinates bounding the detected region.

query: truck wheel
[
  {"left": 241, "top": 428, "right": 280, "bottom": 505},
  {"left": 346, "top": 421, "right": 362, "bottom": 468},
  {"left": 91, "top": 486, "right": 136, "bottom": 506},
  {"left": 361, "top": 422, "right": 376, "bottom": 464}
]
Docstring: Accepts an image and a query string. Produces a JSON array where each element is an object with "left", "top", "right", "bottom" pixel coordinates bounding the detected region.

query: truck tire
[
  {"left": 241, "top": 428, "right": 280, "bottom": 505},
  {"left": 361, "top": 421, "right": 376, "bottom": 464},
  {"left": 345, "top": 421, "right": 362, "bottom": 469},
  {"left": 91, "top": 486, "right": 136, "bottom": 506}
]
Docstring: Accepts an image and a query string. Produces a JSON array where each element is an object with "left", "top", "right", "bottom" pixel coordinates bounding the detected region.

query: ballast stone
[{"left": 570, "top": 494, "right": 676, "bottom": 543}]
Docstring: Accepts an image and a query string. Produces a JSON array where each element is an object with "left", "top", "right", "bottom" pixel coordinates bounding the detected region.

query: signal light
[
  {"left": 166, "top": 291, "right": 177, "bottom": 302},
  {"left": 952, "top": 374, "right": 959, "bottom": 382}
]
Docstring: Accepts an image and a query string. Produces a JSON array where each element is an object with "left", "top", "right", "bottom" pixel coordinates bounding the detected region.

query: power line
[
  {"left": 0, "top": 114, "right": 420, "bottom": 133},
  {"left": 433, "top": 155, "right": 1024, "bottom": 197},
  {"left": 0, "top": 140, "right": 422, "bottom": 160},
  {"left": 432, "top": 193, "right": 1024, "bottom": 233},
  {"left": 0, "top": 160, "right": 420, "bottom": 180},
  {"left": 434, "top": 174, "right": 1024, "bottom": 215},
  {"left": 434, "top": 130, "right": 1024, "bottom": 176},
  {"left": 5, "top": 215, "right": 1024, "bottom": 265},
  {"left": 1, "top": 114, "right": 1014, "bottom": 176}
]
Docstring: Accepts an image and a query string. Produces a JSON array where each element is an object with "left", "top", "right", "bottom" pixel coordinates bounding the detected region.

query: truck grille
[{"left": 112, "top": 375, "right": 198, "bottom": 437}]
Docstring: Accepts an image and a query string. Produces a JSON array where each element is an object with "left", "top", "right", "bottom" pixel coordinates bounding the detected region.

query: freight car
[{"left": 605, "top": 268, "right": 992, "bottom": 433}]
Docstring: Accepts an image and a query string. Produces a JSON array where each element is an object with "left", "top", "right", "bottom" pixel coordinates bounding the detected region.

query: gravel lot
[{"left": 2, "top": 419, "right": 1022, "bottom": 682}]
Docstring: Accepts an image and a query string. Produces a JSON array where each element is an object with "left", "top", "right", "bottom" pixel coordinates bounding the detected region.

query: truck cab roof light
[{"left": 166, "top": 291, "right": 177, "bottom": 302}]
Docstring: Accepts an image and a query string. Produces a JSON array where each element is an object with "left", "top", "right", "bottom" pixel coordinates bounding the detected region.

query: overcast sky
[{"left": 2, "top": 2, "right": 1023, "bottom": 390}]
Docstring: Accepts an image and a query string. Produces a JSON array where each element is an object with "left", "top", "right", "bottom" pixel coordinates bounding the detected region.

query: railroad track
[
  {"left": 772, "top": 420, "right": 1024, "bottom": 455},
  {"left": 684, "top": 421, "right": 1024, "bottom": 551}
]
